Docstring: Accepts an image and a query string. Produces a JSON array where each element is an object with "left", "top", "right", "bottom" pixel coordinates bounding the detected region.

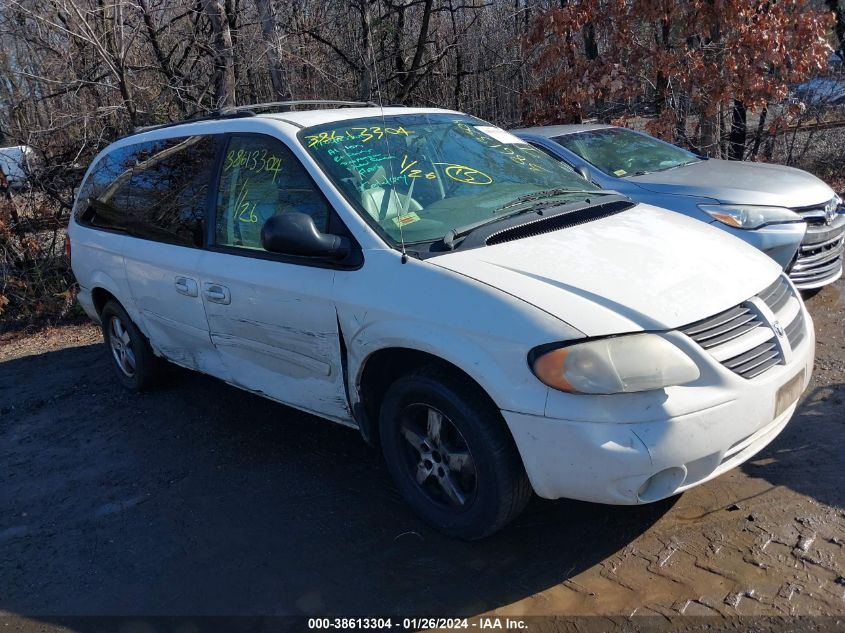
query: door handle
[
  {"left": 203, "top": 282, "right": 231, "bottom": 305},
  {"left": 174, "top": 276, "right": 198, "bottom": 297}
]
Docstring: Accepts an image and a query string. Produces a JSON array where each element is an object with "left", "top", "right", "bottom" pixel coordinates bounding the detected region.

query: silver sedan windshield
[{"left": 555, "top": 128, "right": 700, "bottom": 177}]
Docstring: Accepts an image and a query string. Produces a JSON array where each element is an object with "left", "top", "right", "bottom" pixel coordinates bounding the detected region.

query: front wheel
[{"left": 379, "top": 366, "right": 531, "bottom": 540}]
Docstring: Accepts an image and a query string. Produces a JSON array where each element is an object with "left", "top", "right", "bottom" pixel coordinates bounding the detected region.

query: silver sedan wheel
[
  {"left": 108, "top": 315, "right": 136, "bottom": 378},
  {"left": 399, "top": 404, "right": 478, "bottom": 509}
]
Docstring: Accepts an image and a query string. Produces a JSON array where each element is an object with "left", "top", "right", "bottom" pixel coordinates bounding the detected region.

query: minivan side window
[
  {"left": 215, "top": 135, "right": 330, "bottom": 250},
  {"left": 76, "top": 135, "right": 215, "bottom": 247}
]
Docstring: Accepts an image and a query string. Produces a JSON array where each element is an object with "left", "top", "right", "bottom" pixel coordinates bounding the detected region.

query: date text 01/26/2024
[{"left": 307, "top": 617, "right": 528, "bottom": 630}]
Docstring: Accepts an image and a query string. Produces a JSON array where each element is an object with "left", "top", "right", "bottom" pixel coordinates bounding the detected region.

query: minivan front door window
[{"left": 215, "top": 135, "right": 331, "bottom": 250}]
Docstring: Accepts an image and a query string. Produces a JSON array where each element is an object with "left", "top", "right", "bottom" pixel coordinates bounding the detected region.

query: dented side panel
[
  {"left": 197, "top": 249, "right": 352, "bottom": 424},
  {"left": 122, "top": 237, "right": 231, "bottom": 379},
  {"left": 335, "top": 249, "right": 583, "bottom": 418}
]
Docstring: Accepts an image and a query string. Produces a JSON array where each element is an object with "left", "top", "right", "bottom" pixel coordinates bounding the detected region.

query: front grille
[
  {"left": 789, "top": 232, "right": 845, "bottom": 288},
  {"left": 681, "top": 305, "right": 761, "bottom": 350},
  {"left": 680, "top": 275, "right": 807, "bottom": 380},
  {"left": 784, "top": 309, "right": 806, "bottom": 349},
  {"left": 792, "top": 198, "right": 839, "bottom": 226}
]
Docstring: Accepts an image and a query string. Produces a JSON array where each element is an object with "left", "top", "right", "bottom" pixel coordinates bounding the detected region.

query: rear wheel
[
  {"left": 379, "top": 365, "right": 531, "bottom": 540},
  {"left": 101, "top": 300, "right": 162, "bottom": 391}
]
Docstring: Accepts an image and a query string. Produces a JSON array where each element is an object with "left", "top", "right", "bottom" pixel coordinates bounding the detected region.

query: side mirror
[
  {"left": 574, "top": 165, "right": 592, "bottom": 181},
  {"left": 261, "top": 212, "right": 350, "bottom": 259}
]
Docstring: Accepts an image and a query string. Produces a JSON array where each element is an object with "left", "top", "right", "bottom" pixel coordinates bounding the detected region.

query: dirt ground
[{"left": 0, "top": 279, "right": 843, "bottom": 626}]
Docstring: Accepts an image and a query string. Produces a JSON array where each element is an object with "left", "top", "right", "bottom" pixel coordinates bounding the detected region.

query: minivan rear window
[{"left": 75, "top": 135, "right": 216, "bottom": 247}]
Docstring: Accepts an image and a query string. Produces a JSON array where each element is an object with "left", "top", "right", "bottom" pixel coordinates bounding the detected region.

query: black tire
[
  {"left": 379, "top": 365, "right": 532, "bottom": 540},
  {"left": 100, "top": 300, "right": 162, "bottom": 391}
]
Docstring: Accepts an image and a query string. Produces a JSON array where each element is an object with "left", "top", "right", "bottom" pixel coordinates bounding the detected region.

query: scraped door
[
  {"left": 199, "top": 133, "right": 351, "bottom": 423},
  {"left": 101, "top": 134, "right": 228, "bottom": 378}
]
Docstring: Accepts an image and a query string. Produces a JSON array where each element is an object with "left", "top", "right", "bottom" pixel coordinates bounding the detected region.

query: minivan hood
[
  {"left": 630, "top": 158, "right": 834, "bottom": 208},
  {"left": 430, "top": 205, "right": 781, "bottom": 336}
]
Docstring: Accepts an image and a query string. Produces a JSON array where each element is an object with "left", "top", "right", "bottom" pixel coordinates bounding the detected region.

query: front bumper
[
  {"left": 503, "top": 304, "right": 815, "bottom": 505},
  {"left": 788, "top": 215, "right": 845, "bottom": 290},
  {"left": 713, "top": 221, "right": 805, "bottom": 270}
]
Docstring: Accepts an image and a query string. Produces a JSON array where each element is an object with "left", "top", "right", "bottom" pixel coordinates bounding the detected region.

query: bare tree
[{"left": 201, "top": 0, "right": 236, "bottom": 108}]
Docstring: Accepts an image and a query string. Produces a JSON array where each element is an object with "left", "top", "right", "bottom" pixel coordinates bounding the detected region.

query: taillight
[{"left": 64, "top": 235, "right": 71, "bottom": 261}]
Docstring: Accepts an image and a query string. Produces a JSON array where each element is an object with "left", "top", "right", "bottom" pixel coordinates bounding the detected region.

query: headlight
[
  {"left": 698, "top": 204, "right": 801, "bottom": 229},
  {"left": 530, "top": 334, "right": 700, "bottom": 395}
]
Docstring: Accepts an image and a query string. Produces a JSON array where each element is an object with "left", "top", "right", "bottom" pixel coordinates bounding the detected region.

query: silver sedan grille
[{"left": 789, "top": 233, "right": 845, "bottom": 288}]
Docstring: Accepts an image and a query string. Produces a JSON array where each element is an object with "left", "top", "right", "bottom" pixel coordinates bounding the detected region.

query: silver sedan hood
[
  {"left": 630, "top": 158, "right": 834, "bottom": 208},
  {"left": 429, "top": 205, "right": 781, "bottom": 337}
]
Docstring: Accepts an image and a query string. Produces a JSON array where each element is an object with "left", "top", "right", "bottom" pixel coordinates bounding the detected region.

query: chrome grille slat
[
  {"left": 790, "top": 258, "right": 842, "bottom": 280},
  {"left": 695, "top": 312, "right": 758, "bottom": 340},
  {"left": 729, "top": 347, "right": 781, "bottom": 375},
  {"left": 722, "top": 341, "right": 779, "bottom": 369},
  {"left": 765, "top": 281, "right": 791, "bottom": 314},
  {"left": 697, "top": 320, "right": 760, "bottom": 349},
  {"left": 792, "top": 244, "right": 843, "bottom": 268},
  {"left": 790, "top": 229, "right": 845, "bottom": 287},
  {"left": 757, "top": 277, "right": 784, "bottom": 304},
  {"left": 683, "top": 305, "right": 750, "bottom": 336},
  {"left": 784, "top": 310, "right": 806, "bottom": 349},
  {"left": 742, "top": 355, "right": 784, "bottom": 379},
  {"left": 799, "top": 233, "right": 845, "bottom": 252}
]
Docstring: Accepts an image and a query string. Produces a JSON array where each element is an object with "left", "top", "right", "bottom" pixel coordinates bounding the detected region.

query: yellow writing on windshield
[
  {"left": 433, "top": 162, "right": 493, "bottom": 185},
  {"left": 304, "top": 126, "right": 413, "bottom": 147}
]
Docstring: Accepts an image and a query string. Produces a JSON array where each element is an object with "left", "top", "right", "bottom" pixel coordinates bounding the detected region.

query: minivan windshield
[
  {"left": 301, "top": 113, "right": 599, "bottom": 244},
  {"left": 554, "top": 128, "right": 700, "bottom": 178}
]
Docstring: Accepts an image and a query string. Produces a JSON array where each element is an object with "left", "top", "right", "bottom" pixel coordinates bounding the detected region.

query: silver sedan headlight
[
  {"left": 529, "top": 334, "right": 700, "bottom": 395},
  {"left": 698, "top": 204, "right": 802, "bottom": 229}
]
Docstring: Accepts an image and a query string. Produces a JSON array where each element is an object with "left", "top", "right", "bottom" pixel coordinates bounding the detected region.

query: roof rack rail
[
  {"left": 132, "top": 110, "right": 255, "bottom": 135},
  {"left": 130, "top": 100, "right": 380, "bottom": 135},
  {"left": 220, "top": 100, "right": 379, "bottom": 114}
]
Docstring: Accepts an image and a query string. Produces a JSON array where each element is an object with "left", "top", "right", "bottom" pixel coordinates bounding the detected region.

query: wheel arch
[
  {"left": 355, "top": 346, "right": 506, "bottom": 448},
  {"left": 91, "top": 286, "right": 119, "bottom": 316}
]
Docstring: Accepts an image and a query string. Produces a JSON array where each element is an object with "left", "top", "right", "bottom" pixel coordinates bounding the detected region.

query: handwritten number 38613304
[{"left": 224, "top": 149, "right": 283, "bottom": 182}]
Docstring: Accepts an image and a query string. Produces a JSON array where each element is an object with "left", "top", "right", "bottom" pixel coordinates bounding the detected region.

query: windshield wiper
[
  {"left": 493, "top": 188, "right": 611, "bottom": 213},
  {"left": 630, "top": 160, "right": 701, "bottom": 177}
]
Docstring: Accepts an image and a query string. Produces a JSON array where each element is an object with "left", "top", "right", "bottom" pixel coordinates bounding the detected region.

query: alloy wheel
[
  {"left": 398, "top": 404, "right": 478, "bottom": 509},
  {"left": 108, "top": 315, "right": 136, "bottom": 378}
]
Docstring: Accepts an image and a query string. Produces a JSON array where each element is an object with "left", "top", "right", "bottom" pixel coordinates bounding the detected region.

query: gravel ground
[{"left": 0, "top": 280, "right": 843, "bottom": 625}]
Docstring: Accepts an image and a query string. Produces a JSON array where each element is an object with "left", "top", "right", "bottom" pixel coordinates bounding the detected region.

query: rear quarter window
[{"left": 75, "top": 135, "right": 217, "bottom": 247}]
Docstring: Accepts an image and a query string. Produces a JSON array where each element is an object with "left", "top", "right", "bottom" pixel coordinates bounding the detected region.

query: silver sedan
[{"left": 514, "top": 124, "right": 844, "bottom": 290}]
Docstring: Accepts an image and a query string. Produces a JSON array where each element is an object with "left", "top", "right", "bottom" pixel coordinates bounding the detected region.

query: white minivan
[{"left": 69, "top": 103, "right": 815, "bottom": 539}]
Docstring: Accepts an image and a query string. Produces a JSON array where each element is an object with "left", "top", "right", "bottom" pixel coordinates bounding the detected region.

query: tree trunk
[
  {"left": 699, "top": 109, "right": 719, "bottom": 157},
  {"left": 201, "top": 0, "right": 237, "bottom": 108},
  {"left": 824, "top": 0, "right": 845, "bottom": 57},
  {"left": 728, "top": 99, "right": 747, "bottom": 160},
  {"left": 357, "top": 0, "right": 373, "bottom": 102},
  {"left": 256, "top": 0, "right": 292, "bottom": 101},
  {"left": 396, "top": 0, "right": 434, "bottom": 103},
  {"left": 582, "top": 20, "right": 606, "bottom": 120},
  {"left": 749, "top": 107, "right": 768, "bottom": 160}
]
